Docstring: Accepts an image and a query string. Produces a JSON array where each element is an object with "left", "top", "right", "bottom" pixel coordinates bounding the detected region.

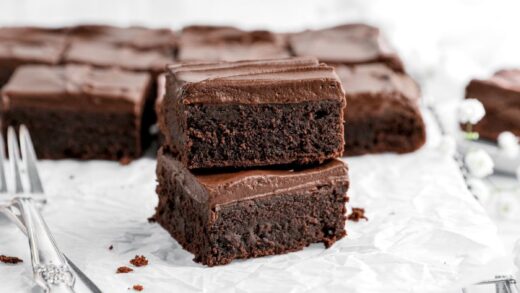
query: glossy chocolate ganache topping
[
  {"left": 2, "top": 64, "right": 151, "bottom": 113},
  {"left": 158, "top": 149, "right": 349, "bottom": 209},
  {"left": 166, "top": 57, "right": 346, "bottom": 104}
]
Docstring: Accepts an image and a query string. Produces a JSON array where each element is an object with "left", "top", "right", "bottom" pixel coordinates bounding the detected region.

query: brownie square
[
  {"left": 0, "top": 27, "right": 68, "bottom": 86},
  {"left": 289, "top": 24, "right": 404, "bottom": 72},
  {"left": 465, "top": 69, "right": 520, "bottom": 141},
  {"left": 1, "top": 64, "right": 152, "bottom": 160},
  {"left": 336, "top": 63, "right": 426, "bottom": 156},
  {"left": 63, "top": 41, "right": 173, "bottom": 75},
  {"left": 160, "top": 57, "right": 346, "bottom": 170},
  {"left": 67, "top": 24, "right": 176, "bottom": 51},
  {"left": 154, "top": 148, "right": 349, "bottom": 266},
  {"left": 178, "top": 25, "right": 290, "bottom": 62}
]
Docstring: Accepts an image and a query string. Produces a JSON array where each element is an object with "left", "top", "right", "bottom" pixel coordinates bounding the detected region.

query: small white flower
[
  {"left": 465, "top": 149, "right": 494, "bottom": 178},
  {"left": 437, "top": 135, "right": 456, "bottom": 157},
  {"left": 494, "top": 192, "right": 519, "bottom": 220},
  {"left": 457, "top": 99, "right": 486, "bottom": 124},
  {"left": 467, "top": 178, "right": 490, "bottom": 203},
  {"left": 498, "top": 131, "right": 519, "bottom": 158}
]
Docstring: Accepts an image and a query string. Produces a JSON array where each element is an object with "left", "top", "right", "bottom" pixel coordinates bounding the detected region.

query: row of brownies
[{"left": 0, "top": 23, "right": 427, "bottom": 162}]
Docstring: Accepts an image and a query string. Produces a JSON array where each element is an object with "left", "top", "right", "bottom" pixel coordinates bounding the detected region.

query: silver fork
[{"left": 0, "top": 126, "right": 101, "bottom": 293}]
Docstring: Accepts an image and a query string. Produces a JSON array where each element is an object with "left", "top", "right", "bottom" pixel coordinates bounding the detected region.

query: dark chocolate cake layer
[
  {"left": 154, "top": 148, "right": 349, "bottom": 266},
  {"left": 1, "top": 64, "right": 152, "bottom": 160},
  {"left": 465, "top": 69, "right": 520, "bottom": 141},
  {"left": 336, "top": 63, "right": 425, "bottom": 156},
  {"left": 161, "top": 57, "right": 346, "bottom": 169}
]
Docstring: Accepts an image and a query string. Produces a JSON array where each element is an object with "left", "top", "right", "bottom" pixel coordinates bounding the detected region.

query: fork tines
[{"left": 0, "top": 125, "right": 44, "bottom": 196}]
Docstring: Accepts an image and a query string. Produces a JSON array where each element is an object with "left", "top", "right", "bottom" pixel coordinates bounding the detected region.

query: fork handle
[{"left": 14, "top": 197, "right": 75, "bottom": 293}]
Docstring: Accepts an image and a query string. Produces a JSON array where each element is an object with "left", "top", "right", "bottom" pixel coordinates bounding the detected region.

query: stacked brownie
[
  {"left": 289, "top": 24, "right": 426, "bottom": 156},
  {"left": 465, "top": 69, "right": 520, "bottom": 141},
  {"left": 155, "top": 57, "right": 350, "bottom": 266},
  {"left": 0, "top": 25, "right": 176, "bottom": 160}
]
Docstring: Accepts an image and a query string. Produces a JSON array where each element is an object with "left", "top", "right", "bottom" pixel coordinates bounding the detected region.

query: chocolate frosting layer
[
  {"left": 289, "top": 24, "right": 404, "bottom": 71},
  {"left": 68, "top": 24, "right": 176, "bottom": 51},
  {"left": 166, "top": 57, "right": 345, "bottom": 104},
  {"left": 64, "top": 41, "right": 174, "bottom": 73},
  {"left": 2, "top": 64, "right": 151, "bottom": 113},
  {"left": 178, "top": 25, "right": 289, "bottom": 62},
  {"left": 0, "top": 27, "right": 67, "bottom": 64},
  {"left": 335, "top": 63, "right": 419, "bottom": 100},
  {"left": 479, "top": 69, "right": 520, "bottom": 92},
  {"left": 335, "top": 63, "right": 420, "bottom": 121},
  {"left": 158, "top": 148, "right": 349, "bottom": 209}
]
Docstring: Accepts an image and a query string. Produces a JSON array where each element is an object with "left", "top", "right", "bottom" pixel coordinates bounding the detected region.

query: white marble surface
[{"left": 2, "top": 0, "right": 520, "bottom": 291}]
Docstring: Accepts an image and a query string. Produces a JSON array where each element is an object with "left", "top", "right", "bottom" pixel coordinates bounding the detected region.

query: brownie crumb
[
  {"left": 132, "top": 284, "right": 144, "bottom": 291},
  {"left": 0, "top": 255, "right": 23, "bottom": 264},
  {"left": 130, "top": 255, "right": 148, "bottom": 267},
  {"left": 119, "top": 157, "right": 132, "bottom": 165},
  {"left": 109, "top": 245, "right": 114, "bottom": 250},
  {"left": 116, "top": 266, "right": 133, "bottom": 274},
  {"left": 147, "top": 216, "right": 156, "bottom": 223},
  {"left": 347, "top": 208, "right": 368, "bottom": 222}
]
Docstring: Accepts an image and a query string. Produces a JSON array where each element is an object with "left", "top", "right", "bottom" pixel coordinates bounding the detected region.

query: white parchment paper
[{"left": 0, "top": 110, "right": 503, "bottom": 293}]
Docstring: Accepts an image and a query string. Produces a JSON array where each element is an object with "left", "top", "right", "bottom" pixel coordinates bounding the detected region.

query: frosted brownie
[
  {"left": 160, "top": 57, "right": 346, "bottom": 169},
  {"left": 154, "top": 148, "right": 349, "bottom": 266},
  {"left": 0, "top": 27, "right": 67, "bottom": 86},
  {"left": 289, "top": 24, "right": 404, "bottom": 72},
  {"left": 1, "top": 64, "right": 152, "bottom": 160},
  {"left": 465, "top": 69, "right": 520, "bottom": 141},
  {"left": 178, "top": 25, "right": 290, "bottom": 62},
  {"left": 336, "top": 63, "right": 425, "bottom": 155}
]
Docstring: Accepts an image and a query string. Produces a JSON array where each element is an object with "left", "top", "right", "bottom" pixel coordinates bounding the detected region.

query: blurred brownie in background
[
  {"left": 67, "top": 24, "right": 176, "bottom": 51},
  {"left": 289, "top": 24, "right": 404, "bottom": 72},
  {"left": 0, "top": 27, "right": 67, "bottom": 86},
  {"left": 178, "top": 25, "right": 290, "bottom": 62},
  {"left": 160, "top": 57, "right": 346, "bottom": 169},
  {"left": 154, "top": 148, "right": 349, "bottom": 266},
  {"left": 465, "top": 69, "right": 520, "bottom": 141},
  {"left": 63, "top": 41, "right": 173, "bottom": 75},
  {"left": 64, "top": 25, "right": 176, "bottom": 75},
  {"left": 1, "top": 64, "right": 152, "bottom": 161},
  {"left": 336, "top": 63, "right": 425, "bottom": 156}
]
